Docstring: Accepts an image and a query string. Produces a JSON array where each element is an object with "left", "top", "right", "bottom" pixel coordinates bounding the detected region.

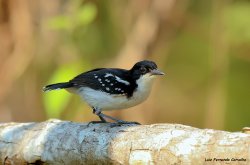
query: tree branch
[{"left": 0, "top": 119, "right": 249, "bottom": 164}]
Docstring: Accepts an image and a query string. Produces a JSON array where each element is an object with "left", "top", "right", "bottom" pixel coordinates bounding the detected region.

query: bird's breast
[{"left": 76, "top": 74, "right": 155, "bottom": 111}]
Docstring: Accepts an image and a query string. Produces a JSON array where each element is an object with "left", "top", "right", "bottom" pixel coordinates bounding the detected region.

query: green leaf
[
  {"left": 47, "top": 15, "right": 71, "bottom": 30},
  {"left": 225, "top": 3, "right": 250, "bottom": 43},
  {"left": 75, "top": 3, "right": 97, "bottom": 26},
  {"left": 43, "top": 64, "right": 79, "bottom": 118}
]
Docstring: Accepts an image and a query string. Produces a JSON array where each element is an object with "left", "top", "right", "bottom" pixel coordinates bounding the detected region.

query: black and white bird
[{"left": 43, "top": 60, "right": 164, "bottom": 125}]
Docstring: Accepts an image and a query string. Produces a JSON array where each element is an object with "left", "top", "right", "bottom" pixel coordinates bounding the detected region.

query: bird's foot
[
  {"left": 118, "top": 120, "right": 141, "bottom": 125},
  {"left": 110, "top": 120, "right": 141, "bottom": 127},
  {"left": 87, "top": 120, "right": 107, "bottom": 126}
]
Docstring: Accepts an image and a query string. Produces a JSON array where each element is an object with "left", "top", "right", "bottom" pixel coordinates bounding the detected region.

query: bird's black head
[{"left": 130, "top": 60, "right": 164, "bottom": 80}]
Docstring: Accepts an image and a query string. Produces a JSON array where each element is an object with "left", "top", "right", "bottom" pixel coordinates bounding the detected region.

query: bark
[{"left": 0, "top": 119, "right": 249, "bottom": 165}]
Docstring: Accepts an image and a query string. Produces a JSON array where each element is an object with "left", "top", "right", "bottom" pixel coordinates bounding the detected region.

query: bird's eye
[{"left": 140, "top": 67, "right": 147, "bottom": 74}]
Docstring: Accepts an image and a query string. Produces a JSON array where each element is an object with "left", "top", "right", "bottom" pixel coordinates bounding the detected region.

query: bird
[{"left": 43, "top": 60, "right": 164, "bottom": 125}]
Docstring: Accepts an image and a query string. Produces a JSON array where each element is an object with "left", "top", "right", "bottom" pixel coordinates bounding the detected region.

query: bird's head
[{"left": 130, "top": 60, "right": 164, "bottom": 81}]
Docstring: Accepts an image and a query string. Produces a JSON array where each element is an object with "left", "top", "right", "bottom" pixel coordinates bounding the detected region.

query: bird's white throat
[
  {"left": 136, "top": 73, "right": 156, "bottom": 90},
  {"left": 133, "top": 73, "right": 155, "bottom": 101}
]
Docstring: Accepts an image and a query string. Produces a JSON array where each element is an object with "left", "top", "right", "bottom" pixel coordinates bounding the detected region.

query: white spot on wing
[
  {"left": 104, "top": 73, "right": 114, "bottom": 78},
  {"left": 115, "top": 76, "right": 130, "bottom": 85}
]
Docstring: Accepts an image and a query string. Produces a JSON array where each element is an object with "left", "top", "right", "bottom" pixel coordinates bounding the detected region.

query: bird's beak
[{"left": 150, "top": 69, "right": 165, "bottom": 76}]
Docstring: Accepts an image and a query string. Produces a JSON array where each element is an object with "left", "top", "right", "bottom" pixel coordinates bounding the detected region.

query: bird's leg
[
  {"left": 89, "top": 108, "right": 140, "bottom": 127},
  {"left": 99, "top": 113, "right": 141, "bottom": 126},
  {"left": 88, "top": 108, "right": 108, "bottom": 125},
  {"left": 94, "top": 108, "right": 108, "bottom": 122}
]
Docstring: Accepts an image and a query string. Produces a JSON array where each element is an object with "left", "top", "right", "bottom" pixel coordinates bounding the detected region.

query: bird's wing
[
  {"left": 82, "top": 68, "right": 105, "bottom": 74},
  {"left": 70, "top": 68, "right": 137, "bottom": 97}
]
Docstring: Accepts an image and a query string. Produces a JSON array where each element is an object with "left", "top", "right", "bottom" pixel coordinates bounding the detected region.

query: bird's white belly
[
  {"left": 77, "top": 74, "right": 155, "bottom": 111},
  {"left": 77, "top": 86, "right": 151, "bottom": 111}
]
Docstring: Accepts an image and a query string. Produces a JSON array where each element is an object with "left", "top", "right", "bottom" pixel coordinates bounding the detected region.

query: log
[{"left": 0, "top": 119, "right": 249, "bottom": 164}]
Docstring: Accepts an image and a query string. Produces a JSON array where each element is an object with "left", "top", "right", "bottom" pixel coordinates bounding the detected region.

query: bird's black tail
[{"left": 43, "top": 82, "right": 73, "bottom": 92}]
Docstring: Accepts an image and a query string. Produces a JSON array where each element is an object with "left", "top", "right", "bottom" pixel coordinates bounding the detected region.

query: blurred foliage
[
  {"left": 226, "top": 56, "right": 250, "bottom": 131},
  {"left": 0, "top": 0, "right": 249, "bottom": 131},
  {"left": 43, "top": 63, "right": 83, "bottom": 118},
  {"left": 47, "top": 2, "right": 97, "bottom": 30},
  {"left": 225, "top": 2, "right": 250, "bottom": 43},
  {"left": 43, "top": 1, "right": 96, "bottom": 118}
]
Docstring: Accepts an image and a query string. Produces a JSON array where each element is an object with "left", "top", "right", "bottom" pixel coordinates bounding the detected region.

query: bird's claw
[
  {"left": 109, "top": 121, "right": 141, "bottom": 127},
  {"left": 87, "top": 121, "right": 107, "bottom": 126}
]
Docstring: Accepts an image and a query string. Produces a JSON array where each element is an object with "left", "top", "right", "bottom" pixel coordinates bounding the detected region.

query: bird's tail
[{"left": 43, "top": 82, "right": 73, "bottom": 92}]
